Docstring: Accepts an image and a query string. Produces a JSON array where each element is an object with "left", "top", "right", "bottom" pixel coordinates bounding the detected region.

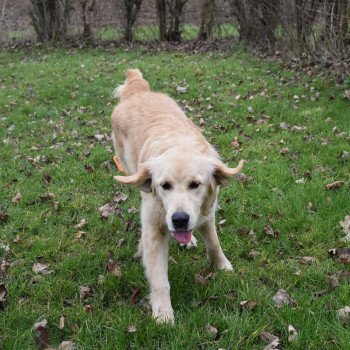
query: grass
[{"left": 0, "top": 47, "right": 349, "bottom": 350}]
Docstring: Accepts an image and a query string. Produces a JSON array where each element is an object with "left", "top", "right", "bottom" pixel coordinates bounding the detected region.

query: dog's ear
[
  {"left": 114, "top": 165, "right": 152, "bottom": 193},
  {"left": 213, "top": 159, "right": 245, "bottom": 185}
]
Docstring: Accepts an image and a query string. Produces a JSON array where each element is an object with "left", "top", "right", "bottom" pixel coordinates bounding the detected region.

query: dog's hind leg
[{"left": 200, "top": 218, "right": 233, "bottom": 271}]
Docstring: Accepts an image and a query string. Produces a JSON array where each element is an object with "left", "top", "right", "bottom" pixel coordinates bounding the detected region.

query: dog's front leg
[
  {"left": 200, "top": 218, "right": 233, "bottom": 271},
  {"left": 141, "top": 197, "right": 174, "bottom": 324}
]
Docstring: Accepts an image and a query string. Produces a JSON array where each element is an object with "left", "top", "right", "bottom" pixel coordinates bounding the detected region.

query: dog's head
[{"left": 114, "top": 150, "right": 244, "bottom": 244}]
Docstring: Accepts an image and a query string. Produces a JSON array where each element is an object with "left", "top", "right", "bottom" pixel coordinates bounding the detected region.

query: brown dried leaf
[
  {"left": 84, "top": 304, "right": 93, "bottom": 313},
  {"left": 1, "top": 259, "right": 9, "bottom": 275},
  {"left": 98, "top": 202, "right": 121, "bottom": 217},
  {"left": 33, "top": 319, "right": 49, "bottom": 350},
  {"left": 114, "top": 192, "right": 128, "bottom": 203},
  {"left": 299, "top": 256, "right": 317, "bottom": 264},
  {"left": 263, "top": 224, "right": 277, "bottom": 236},
  {"left": 340, "top": 215, "right": 350, "bottom": 241},
  {"left": 12, "top": 193, "right": 22, "bottom": 203},
  {"left": 59, "top": 316, "right": 65, "bottom": 329},
  {"left": 327, "top": 274, "right": 340, "bottom": 290},
  {"left": 0, "top": 212, "right": 8, "bottom": 224},
  {"left": 261, "top": 331, "right": 279, "bottom": 344},
  {"left": 74, "top": 218, "right": 87, "bottom": 229},
  {"left": 32, "top": 263, "right": 53, "bottom": 275},
  {"left": 79, "top": 286, "right": 92, "bottom": 300},
  {"left": 288, "top": 324, "right": 298, "bottom": 342},
  {"left": 239, "top": 300, "right": 258, "bottom": 310},
  {"left": 195, "top": 273, "right": 209, "bottom": 286},
  {"left": 325, "top": 180, "right": 345, "bottom": 190},
  {"left": 231, "top": 137, "right": 240, "bottom": 149},
  {"left": 130, "top": 287, "right": 141, "bottom": 305},
  {"left": 127, "top": 324, "right": 137, "bottom": 333},
  {"left": 272, "top": 289, "right": 295, "bottom": 308},
  {"left": 337, "top": 306, "right": 350, "bottom": 324},
  {"left": 0, "top": 282, "right": 8, "bottom": 310},
  {"left": 204, "top": 324, "right": 218, "bottom": 338},
  {"left": 58, "top": 341, "right": 75, "bottom": 350},
  {"left": 107, "top": 259, "right": 121, "bottom": 276}
]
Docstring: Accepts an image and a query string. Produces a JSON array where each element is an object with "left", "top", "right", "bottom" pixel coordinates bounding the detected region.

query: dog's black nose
[{"left": 172, "top": 212, "right": 189, "bottom": 230}]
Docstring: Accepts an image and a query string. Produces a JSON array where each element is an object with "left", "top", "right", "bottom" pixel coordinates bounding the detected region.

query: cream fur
[{"left": 111, "top": 69, "right": 244, "bottom": 323}]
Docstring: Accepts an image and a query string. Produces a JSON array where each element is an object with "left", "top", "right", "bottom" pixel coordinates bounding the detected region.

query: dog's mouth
[{"left": 171, "top": 230, "right": 192, "bottom": 244}]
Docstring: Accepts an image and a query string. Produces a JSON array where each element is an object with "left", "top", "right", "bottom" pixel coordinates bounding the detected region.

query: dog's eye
[
  {"left": 189, "top": 181, "right": 200, "bottom": 190},
  {"left": 161, "top": 182, "right": 172, "bottom": 190}
]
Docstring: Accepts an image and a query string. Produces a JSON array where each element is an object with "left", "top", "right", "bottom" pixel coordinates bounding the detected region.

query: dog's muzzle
[{"left": 171, "top": 212, "right": 192, "bottom": 244}]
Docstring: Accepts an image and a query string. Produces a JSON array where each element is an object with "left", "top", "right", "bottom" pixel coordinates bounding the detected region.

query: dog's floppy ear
[
  {"left": 114, "top": 164, "right": 152, "bottom": 193},
  {"left": 213, "top": 159, "right": 245, "bottom": 185}
]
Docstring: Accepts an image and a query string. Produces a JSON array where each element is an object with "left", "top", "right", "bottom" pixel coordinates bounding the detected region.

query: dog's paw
[
  {"left": 217, "top": 258, "right": 233, "bottom": 271},
  {"left": 153, "top": 307, "right": 174, "bottom": 324},
  {"left": 180, "top": 234, "right": 198, "bottom": 249}
]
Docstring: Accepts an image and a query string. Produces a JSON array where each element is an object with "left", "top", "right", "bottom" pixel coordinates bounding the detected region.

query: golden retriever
[{"left": 111, "top": 69, "right": 244, "bottom": 323}]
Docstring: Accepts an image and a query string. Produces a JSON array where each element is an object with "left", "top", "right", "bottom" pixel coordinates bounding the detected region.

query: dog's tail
[{"left": 113, "top": 69, "right": 150, "bottom": 101}]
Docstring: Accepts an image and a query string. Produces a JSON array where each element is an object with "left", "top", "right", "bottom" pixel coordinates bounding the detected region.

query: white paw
[
  {"left": 217, "top": 258, "right": 233, "bottom": 271},
  {"left": 153, "top": 307, "right": 174, "bottom": 324},
  {"left": 180, "top": 235, "right": 198, "bottom": 249}
]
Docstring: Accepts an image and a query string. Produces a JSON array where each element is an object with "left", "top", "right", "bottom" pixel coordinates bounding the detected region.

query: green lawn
[{"left": 0, "top": 48, "right": 349, "bottom": 350}]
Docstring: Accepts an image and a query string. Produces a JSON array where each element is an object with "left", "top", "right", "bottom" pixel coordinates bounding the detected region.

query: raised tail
[{"left": 113, "top": 69, "right": 150, "bottom": 101}]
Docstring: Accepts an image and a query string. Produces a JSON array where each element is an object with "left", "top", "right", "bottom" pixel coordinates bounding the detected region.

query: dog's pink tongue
[{"left": 172, "top": 231, "right": 192, "bottom": 244}]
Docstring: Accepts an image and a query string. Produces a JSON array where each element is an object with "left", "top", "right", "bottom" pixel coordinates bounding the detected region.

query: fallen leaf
[
  {"left": 117, "top": 238, "right": 126, "bottom": 247},
  {"left": 74, "top": 230, "right": 85, "bottom": 239},
  {"left": 231, "top": 136, "right": 240, "bottom": 149},
  {"left": 94, "top": 133, "right": 105, "bottom": 141},
  {"left": 280, "top": 147, "right": 289, "bottom": 155},
  {"left": 288, "top": 324, "right": 298, "bottom": 342},
  {"left": 1, "top": 260, "right": 10, "bottom": 274},
  {"left": 114, "top": 192, "right": 128, "bottom": 203},
  {"left": 263, "top": 225, "right": 278, "bottom": 237},
  {"left": 261, "top": 331, "right": 280, "bottom": 350},
  {"left": 337, "top": 306, "right": 350, "bottom": 324},
  {"left": 0, "top": 282, "right": 8, "bottom": 310},
  {"left": 239, "top": 300, "right": 258, "bottom": 310},
  {"left": 204, "top": 324, "right": 218, "bottom": 338},
  {"left": 218, "top": 219, "right": 226, "bottom": 226},
  {"left": 261, "top": 331, "right": 279, "bottom": 344},
  {"left": 272, "top": 289, "right": 295, "bottom": 308},
  {"left": 79, "top": 286, "right": 92, "bottom": 300},
  {"left": 176, "top": 85, "right": 187, "bottom": 94},
  {"left": 340, "top": 215, "right": 350, "bottom": 241},
  {"left": 127, "top": 324, "right": 137, "bottom": 333},
  {"left": 41, "top": 192, "right": 55, "bottom": 200},
  {"left": 195, "top": 273, "right": 209, "bottom": 286},
  {"left": 299, "top": 256, "right": 317, "bottom": 264},
  {"left": 58, "top": 340, "right": 75, "bottom": 350},
  {"left": 247, "top": 106, "right": 254, "bottom": 113},
  {"left": 74, "top": 218, "right": 87, "bottom": 229},
  {"left": 325, "top": 181, "right": 345, "bottom": 190},
  {"left": 327, "top": 274, "right": 339, "bottom": 290},
  {"left": 341, "top": 150, "right": 350, "bottom": 159},
  {"left": 59, "top": 316, "right": 65, "bottom": 329},
  {"left": 295, "top": 177, "right": 305, "bottom": 184},
  {"left": 32, "top": 263, "right": 53, "bottom": 275},
  {"left": 33, "top": 319, "right": 49, "bottom": 350},
  {"left": 0, "top": 212, "right": 8, "bottom": 224},
  {"left": 130, "top": 287, "right": 141, "bottom": 305},
  {"left": 107, "top": 259, "right": 121, "bottom": 276},
  {"left": 84, "top": 304, "right": 93, "bottom": 313},
  {"left": 279, "top": 122, "right": 289, "bottom": 130},
  {"left": 98, "top": 202, "right": 121, "bottom": 217},
  {"left": 248, "top": 249, "right": 260, "bottom": 258},
  {"left": 12, "top": 193, "right": 22, "bottom": 203}
]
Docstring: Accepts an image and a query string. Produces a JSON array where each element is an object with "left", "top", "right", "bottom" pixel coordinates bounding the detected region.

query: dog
[{"left": 111, "top": 69, "right": 244, "bottom": 323}]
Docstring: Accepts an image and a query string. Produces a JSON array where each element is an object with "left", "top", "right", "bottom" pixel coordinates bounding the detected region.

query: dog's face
[{"left": 114, "top": 151, "right": 244, "bottom": 244}]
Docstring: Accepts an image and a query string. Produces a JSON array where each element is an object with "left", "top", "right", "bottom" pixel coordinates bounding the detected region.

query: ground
[{"left": 0, "top": 48, "right": 349, "bottom": 350}]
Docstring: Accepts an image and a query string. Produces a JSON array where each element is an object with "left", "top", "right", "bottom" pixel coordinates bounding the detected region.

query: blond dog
[{"left": 111, "top": 69, "right": 244, "bottom": 323}]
